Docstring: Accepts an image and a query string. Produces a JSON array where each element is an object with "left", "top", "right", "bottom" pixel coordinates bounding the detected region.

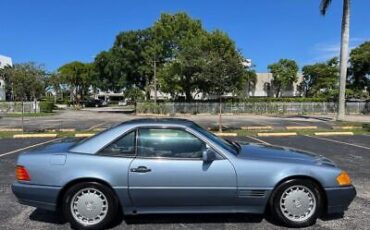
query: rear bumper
[
  {"left": 12, "top": 182, "right": 61, "bottom": 211},
  {"left": 325, "top": 185, "right": 356, "bottom": 215}
]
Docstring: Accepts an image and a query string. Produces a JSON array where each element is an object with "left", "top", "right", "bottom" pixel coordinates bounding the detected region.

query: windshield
[{"left": 191, "top": 123, "right": 238, "bottom": 155}]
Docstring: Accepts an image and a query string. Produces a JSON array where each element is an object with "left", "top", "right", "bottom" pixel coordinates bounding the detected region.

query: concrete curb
[
  {"left": 92, "top": 128, "right": 106, "bottom": 132},
  {"left": 0, "top": 128, "right": 23, "bottom": 132},
  {"left": 46, "top": 128, "right": 76, "bottom": 132},
  {"left": 13, "top": 134, "right": 58, "bottom": 138},
  {"left": 314, "top": 132, "right": 354, "bottom": 136},
  {"left": 213, "top": 132, "right": 238, "bottom": 137},
  {"left": 59, "top": 128, "right": 76, "bottom": 132},
  {"left": 241, "top": 126, "right": 272, "bottom": 130},
  {"left": 332, "top": 126, "right": 362, "bottom": 130},
  {"left": 286, "top": 126, "right": 318, "bottom": 130},
  {"left": 75, "top": 133, "right": 95, "bottom": 138},
  {"left": 257, "top": 132, "right": 297, "bottom": 137}
]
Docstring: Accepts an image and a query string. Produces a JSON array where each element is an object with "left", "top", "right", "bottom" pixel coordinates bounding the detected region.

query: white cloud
[{"left": 311, "top": 37, "right": 367, "bottom": 63}]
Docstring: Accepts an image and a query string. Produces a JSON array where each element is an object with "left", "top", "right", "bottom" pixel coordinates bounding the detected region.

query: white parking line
[
  {"left": 246, "top": 135, "right": 271, "bottom": 145},
  {"left": 0, "top": 138, "right": 61, "bottom": 158},
  {"left": 305, "top": 135, "right": 370, "bottom": 150},
  {"left": 87, "top": 121, "right": 108, "bottom": 131}
]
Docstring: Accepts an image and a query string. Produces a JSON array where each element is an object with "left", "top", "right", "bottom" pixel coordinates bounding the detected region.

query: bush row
[{"left": 39, "top": 99, "right": 55, "bottom": 113}]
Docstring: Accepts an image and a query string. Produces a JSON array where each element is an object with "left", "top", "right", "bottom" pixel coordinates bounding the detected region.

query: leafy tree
[
  {"left": 243, "top": 68, "right": 257, "bottom": 98},
  {"left": 200, "top": 30, "right": 246, "bottom": 131},
  {"left": 1, "top": 63, "right": 48, "bottom": 132},
  {"left": 320, "top": 0, "right": 351, "bottom": 120},
  {"left": 1, "top": 63, "right": 47, "bottom": 101},
  {"left": 58, "top": 61, "right": 95, "bottom": 105},
  {"left": 155, "top": 12, "right": 206, "bottom": 101},
  {"left": 268, "top": 59, "right": 299, "bottom": 97},
  {"left": 94, "top": 29, "right": 157, "bottom": 99},
  {"left": 301, "top": 58, "right": 339, "bottom": 98},
  {"left": 94, "top": 50, "right": 125, "bottom": 92},
  {"left": 124, "top": 87, "right": 145, "bottom": 111},
  {"left": 349, "top": 41, "right": 370, "bottom": 96},
  {"left": 81, "top": 12, "right": 252, "bottom": 108}
]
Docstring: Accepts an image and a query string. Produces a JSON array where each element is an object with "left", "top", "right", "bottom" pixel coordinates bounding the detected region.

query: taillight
[{"left": 16, "top": 166, "right": 31, "bottom": 181}]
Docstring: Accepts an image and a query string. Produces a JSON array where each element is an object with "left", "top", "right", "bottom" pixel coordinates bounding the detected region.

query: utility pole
[{"left": 153, "top": 59, "right": 157, "bottom": 104}]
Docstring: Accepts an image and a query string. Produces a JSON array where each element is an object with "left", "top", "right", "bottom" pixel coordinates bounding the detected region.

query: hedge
[{"left": 40, "top": 101, "right": 55, "bottom": 113}]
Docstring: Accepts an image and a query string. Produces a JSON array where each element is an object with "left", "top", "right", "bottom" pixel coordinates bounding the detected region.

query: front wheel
[
  {"left": 270, "top": 179, "right": 323, "bottom": 227},
  {"left": 62, "top": 182, "right": 118, "bottom": 230}
]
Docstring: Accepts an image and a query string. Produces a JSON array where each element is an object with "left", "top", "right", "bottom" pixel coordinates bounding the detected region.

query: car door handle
[{"left": 130, "top": 166, "right": 151, "bottom": 173}]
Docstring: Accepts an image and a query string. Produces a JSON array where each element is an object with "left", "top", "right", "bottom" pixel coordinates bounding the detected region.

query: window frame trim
[
  {"left": 136, "top": 126, "right": 224, "bottom": 161},
  {"left": 96, "top": 128, "right": 138, "bottom": 158}
]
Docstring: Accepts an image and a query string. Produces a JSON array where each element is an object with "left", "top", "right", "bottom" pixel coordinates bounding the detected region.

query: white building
[
  {"left": 0, "top": 55, "right": 13, "bottom": 101},
  {"left": 248, "top": 73, "right": 304, "bottom": 97}
]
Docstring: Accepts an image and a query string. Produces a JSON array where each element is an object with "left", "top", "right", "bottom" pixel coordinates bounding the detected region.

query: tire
[
  {"left": 62, "top": 182, "right": 118, "bottom": 230},
  {"left": 270, "top": 179, "right": 322, "bottom": 228}
]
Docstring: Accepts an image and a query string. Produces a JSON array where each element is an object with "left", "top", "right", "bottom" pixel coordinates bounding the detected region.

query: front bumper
[
  {"left": 325, "top": 185, "right": 356, "bottom": 215},
  {"left": 12, "top": 182, "right": 61, "bottom": 211}
]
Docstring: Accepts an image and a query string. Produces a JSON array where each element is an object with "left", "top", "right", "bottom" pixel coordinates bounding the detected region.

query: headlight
[{"left": 336, "top": 171, "right": 352, "bottom": 186}]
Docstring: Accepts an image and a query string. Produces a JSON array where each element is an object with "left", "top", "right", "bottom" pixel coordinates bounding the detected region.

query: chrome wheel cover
[
  {"left": 279, "top": 185, "right": 316, "bottom": 222},
  {"left": 70, "top": 187, "right": 108, "bottom": 226}
]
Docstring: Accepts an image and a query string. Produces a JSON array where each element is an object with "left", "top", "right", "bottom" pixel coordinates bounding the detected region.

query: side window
[
  {"left": 137, "top": 128, "right": 207, "bottom": 159},
  {"left": 100, "top": 130, "right": 136, "bottom": 156}
]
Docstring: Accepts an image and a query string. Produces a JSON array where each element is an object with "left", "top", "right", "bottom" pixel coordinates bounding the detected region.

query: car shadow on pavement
[
  {"left": 29, "top": 208, "right": 345, "bottom": 229},
  {"left": 123, "top": 213, "right": 264, "bottom": 225},
  {"left": 29, "top": 209, "right": 265, "bottom": 228},
  {"left": 29, "top": 209, "right": 66, "bottom": 225}
]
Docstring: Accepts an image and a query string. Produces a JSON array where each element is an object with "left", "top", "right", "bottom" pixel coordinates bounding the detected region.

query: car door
[{"left": 128, "top": 127, "right": 237, "bottom": 211}]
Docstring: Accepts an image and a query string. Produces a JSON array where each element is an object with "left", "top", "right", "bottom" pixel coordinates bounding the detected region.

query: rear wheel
[
  {"left": 270, "top": 179, "right": 322, "bottom": 227},
  {"left": 62, "top": 182, "right": 118, "bottom": 230}
]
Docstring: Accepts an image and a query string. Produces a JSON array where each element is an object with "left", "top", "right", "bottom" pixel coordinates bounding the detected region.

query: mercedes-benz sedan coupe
[{"left": 12, "top": 119, "right": 356, "bottom": 229}]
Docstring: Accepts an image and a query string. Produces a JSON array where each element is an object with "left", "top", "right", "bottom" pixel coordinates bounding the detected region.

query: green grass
[
  {"left": 0, "top": 132, "right": 22, "bottom": 139},
  {"left": 4, "top": 112, "right": 55, "bottom": 118}
]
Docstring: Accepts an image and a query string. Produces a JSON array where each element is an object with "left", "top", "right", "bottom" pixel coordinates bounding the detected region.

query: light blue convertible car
[{"left": 12, "top": 119, "right": 356, "bottom": 229}]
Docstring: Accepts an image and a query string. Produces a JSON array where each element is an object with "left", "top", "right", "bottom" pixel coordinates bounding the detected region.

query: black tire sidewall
[
  {"left": 271, "top": 179, "right": 322, "bottom": 228},
  {"left": 62, "top": 182, "right": 118, "bottom": 230}
]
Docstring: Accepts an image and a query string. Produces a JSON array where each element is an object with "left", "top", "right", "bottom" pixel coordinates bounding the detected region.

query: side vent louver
[{"left": 239, "top": 190, "right": 266, "bottom": 198}]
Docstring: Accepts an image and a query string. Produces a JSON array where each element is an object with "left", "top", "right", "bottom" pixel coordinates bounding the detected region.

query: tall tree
[
  {"left": 154, "top": 12, "right": 207, "bottom": 101},
  {"left": 58, "top": 61, "right": 95, "bottom": 105},
  {"left": 1, "top": 63, "right": 47, "bottom": 132},
  {"left": 349, "top": 41, "right": 370, "bottom": 96},
  {"left": 200, "top": 30, "right": 246, "bottom": 131},
  {"left": 302, "top": 58, "right": 339, "bottom": 98},
  {"left": 2, "top": 63, "right": 47, "bottom": 101},
  {"left": 268, "top": 59, "right": 299, "bottom": 97},
  {"left": 320, "top": 0, "right": 351, "bottom": 120},
  {"left": 94, "top": 29, "right": 157, "bottom": 99}
]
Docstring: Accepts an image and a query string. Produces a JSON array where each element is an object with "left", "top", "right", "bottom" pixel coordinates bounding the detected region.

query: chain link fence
[
  {"left": 137, "top": 101, "right": 370, "bottom": 115},
  {"left": 0, "top": 101, "right": 40, "bottom": 115}
]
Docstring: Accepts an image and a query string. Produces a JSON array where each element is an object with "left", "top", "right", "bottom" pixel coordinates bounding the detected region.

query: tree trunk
[
  {"left": 218, "top": 96, "right": 222, "bottom": 132},
  {"left": 246, "top": 80, "right": 250, "bottom": 98},
  {"left": 185, "top": 89, "right": 193, "bottom": 102},
  {"left": 21, "top": 99, "right": 24, "bottom": 134},
  {"left": 337, "top": 0, "right": 351, "bottom": 121},
  {"left": 275, "top": 87, "right": 281, "bottom": 98}
]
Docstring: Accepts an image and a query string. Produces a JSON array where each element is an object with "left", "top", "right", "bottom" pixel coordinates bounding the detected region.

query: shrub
[
  {"left": 40, "top": 100, "right": 55, "bottom": 113},
  {"left": 136, "top": 102, "right": 169, "bottom": 114}
]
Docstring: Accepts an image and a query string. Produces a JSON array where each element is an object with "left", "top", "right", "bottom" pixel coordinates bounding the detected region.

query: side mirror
[{"left": 202, "top": 148, "right": 216, "bottom": 163}]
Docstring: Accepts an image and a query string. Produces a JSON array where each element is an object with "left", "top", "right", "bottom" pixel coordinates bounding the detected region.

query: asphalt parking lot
[
  {"left": 0, "top": 135, "right": 369, "bottom": 230},
  {"left": 0, "top": 110, "right": 338, "bottom": 131}
]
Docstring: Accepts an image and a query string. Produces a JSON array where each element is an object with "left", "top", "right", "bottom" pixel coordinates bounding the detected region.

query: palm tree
[{"left": 320, "top": 0, "right": 351, "bottom": 120}]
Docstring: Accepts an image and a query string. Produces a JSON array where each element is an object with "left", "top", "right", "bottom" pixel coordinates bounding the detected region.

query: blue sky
[{"left": 1, "top": 0, "right": 369, "bottom": 72}]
